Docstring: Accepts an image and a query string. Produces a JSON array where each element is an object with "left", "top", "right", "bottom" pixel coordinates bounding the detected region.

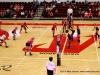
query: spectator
[
  {"left": 62, "top": 2, "right": 66, "bottom": 7},
  {"left": 42, "top": 0, "right": 47, "bottom": 5},
  {"left": 0, "top": 9, "right": 4, "bottom": 18},
  {"left": 10, "top": 4, "right": 13, "bottom": 10},
  {"left": 97, "top": 1, "right": 100, "bottom": 6},
  {"left": 21, "top": 11, "right": 25, "bottom": 18},
  {"left": 43, "top": 0, "right": 46, "bottom": 3},
  {"left": 91, "top": 2, "right": 94, "bottom": 6},
  {"left": 66, "top": 0, "right": 69, "bottom": 4},
  {"left": 25, "top": 10, "right": 28, "bottom": 18},
  {"left": 35, "top": 0, "right": 39, "bottom": 5},
  {"left": 20, "top": 4, "right": 24, "bottom": 10},
  {"left": 88, "top": 7, "right": 91, "bottom": 11},
  {"left": 88, "top": 11, "right": 93, "bottom": 18},
  {"left": 97, "top": 5, "right": 100, "bottom": 11},
  {"left": 42, "top": 9, "right": 48, "bottom": 17},
  {"left": 54, "top": 0, "right": 57, "bottom": 4},
  {"left": 3, "top": 8, "right": 6, "bottom": 18},
  {"left": 48, "top": 10, "right": 53, "bottom": 17},
  {"left": 6, "top": 9, "right": 10, "bottom": 17},
  {"left": 46, "top": 6, "right": 50, "bottom": 11},
  {"left": 44, "top": 4, "right": 47, "bottom": 9},
  {"left": 98, "top": 10, "right": 100, "bottom": 18},
  {"left": 27, "top": 11, "right": 31, "bottom": 18},
  {"left": 78, "top": 8, "right": 82, "bottom": 17},
  {"left": 12, "top": 12, "right": 16, "bottom": 19},
  {"left": 33, "top": 0, "right": 36, "bottom": 4},
  {"left": 91, "top": 6, "right": 96, "bottom": 13},
  {"left": 34, "top": 4, "right": 37, "bottom": 9},
  {"left": 85, "top": 0, "right": 88, "bottom": 4},
  {"left": 57, "top": 0, "right": 61, "bottom": 4},
  {"left": 84, "top": 11, "right": 88, "bottom": 18},
  {"left": 52, "top": 0, "right": 55, "bottom": 4},
  {"left": 30, "top": 10, "right": 34, "bottom": 18},
  {"left": 48, "top": 10, "right": 51, "bottom": 17},
  {"left": 52, "top": 4, "right": 56, "bottom": 8},
  {"left": 14, "top": 4, "right": 17, "bottom": 11},
  {"left": 49, "top": 11, "right": 54, "bottom": 17},
  {"left": 14, "top": 4, "right": 20, "bottom": 13},
  {"left": 55, "top": 8, "right": 58, "bottom": 17},
  {"left": 81, "top": 10, "right": 85, "bottom": 18}
]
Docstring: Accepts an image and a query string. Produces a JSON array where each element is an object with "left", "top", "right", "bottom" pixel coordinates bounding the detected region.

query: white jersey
[
  {"left": 0, "top": 34, "right": 6, "bottom": 40},
  {"left": 67, "top": 8, "right": 73, "bottom": 14},
  {"left": 46, "top": 61, "right": 56, "bottom": 71}
]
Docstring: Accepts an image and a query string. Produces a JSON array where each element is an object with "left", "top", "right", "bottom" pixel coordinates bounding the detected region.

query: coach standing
[{"left": 46, "top": 57, "right": 56, "bottom": 75}]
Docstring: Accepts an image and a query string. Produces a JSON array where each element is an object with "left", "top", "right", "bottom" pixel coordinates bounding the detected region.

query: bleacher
[
  {"left": 0, "top": 1, "right": 100, "bottom": 20},
  {"left": 0, "top": 2, "right": 38, "bottom": 19},
  {"left": 41, "top": 1, "right": 100, "bottom": 19}
]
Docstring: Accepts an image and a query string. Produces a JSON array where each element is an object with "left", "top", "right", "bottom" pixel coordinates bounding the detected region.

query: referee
[
  {"left": 67, "top": 6, "right": 73, "bottom": 17},
  {"left": 67, "top": 6, "right": 73, "bottom": 28},
  {"left": 46, "top": 57, "right": 56, "bottom": 75}
]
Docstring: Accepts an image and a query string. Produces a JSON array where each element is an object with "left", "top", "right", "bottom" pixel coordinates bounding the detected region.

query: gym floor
[{"left": 0, "top": 20, "right": 100, "bottom": 75}]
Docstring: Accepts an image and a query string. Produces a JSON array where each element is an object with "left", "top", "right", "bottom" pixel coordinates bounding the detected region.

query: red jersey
[
  {"left": 88, "top": 12, "right": 92, "bottom": 16},
  {"left": 52, "top": 24, "right": 56, "bottom": 30},
  {"left": 55, "top": 9, "right": 58, "bottom": 13},
  {"left": 12, "top": 28, "right": 17, "bottom": 33},
  {"left": 21, "top": 23, "right": 26, "bottom": 27},
  {"left": 62, "top": 19, "right": 66, "bottom": 25},
  {"left": 98, "top": 12, "right": 100, "bottom": 15}
]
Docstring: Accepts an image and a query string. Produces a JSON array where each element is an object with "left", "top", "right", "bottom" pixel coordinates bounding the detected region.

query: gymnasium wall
[{"left": 0, "top": 0, "right": 99, "bottom": 2}]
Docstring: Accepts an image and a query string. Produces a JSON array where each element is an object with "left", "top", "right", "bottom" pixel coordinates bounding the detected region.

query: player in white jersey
[{"left": 0, "top": 33, "right": 8, "bottom": 48}]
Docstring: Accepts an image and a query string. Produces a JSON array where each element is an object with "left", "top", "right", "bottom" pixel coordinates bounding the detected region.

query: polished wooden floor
[{"left": 0, "top": 20, "right": 100, "bottom": 75}]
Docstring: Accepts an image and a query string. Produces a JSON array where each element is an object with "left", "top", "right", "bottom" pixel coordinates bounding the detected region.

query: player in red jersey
[
  {"left": 51, "top": 23, "right": 57, "bottom": 37},
  {"left": 25, "top": 37, "right": 34, "bottom": 56},
  {"left": 12, "top": 27, "right": 18, "bottom": 40},
  {"left": 20, "top": 22, "right": 28, "bottom": 33},
  {"left": 0, "top": 33, "right": 8, "bottom": 48},
  {"left": 62, "top": 18, "right": 67, "bottom": 34}
]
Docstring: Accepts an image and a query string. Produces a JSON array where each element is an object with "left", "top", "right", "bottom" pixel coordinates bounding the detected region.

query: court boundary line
[{"left": 15, "top": 27, "right": 48, "bottom": 69}]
